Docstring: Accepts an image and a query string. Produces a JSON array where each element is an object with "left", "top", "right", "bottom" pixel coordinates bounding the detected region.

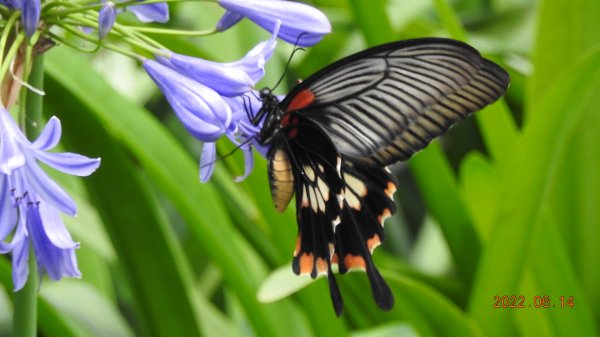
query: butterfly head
[{"left": 253, "top": 87, "right": 285, "bottom": 146}]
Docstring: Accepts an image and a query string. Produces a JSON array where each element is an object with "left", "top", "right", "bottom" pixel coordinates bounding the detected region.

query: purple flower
[
  {"left": 0, "top": 0, "right": 21, "bottom": 8},
  {"left": 199, "top": 93, "right": 268, "bottom": 182},
  {"left": 0, "top": 108, "right": 100, "bottom": 290},
  {"left": 127, "top": 1, "right": 169, "bottom": 23},
  {"left": 98, "top": 2, "right": 117, "bottom": 40},
  {"left": 159, "top": 21, "right": 279, "bottom": 97},
  {"left": 0, "top": 0, "right": 39, "bottom": 38},
  {"left": 216, "top": 0, "right": 331, "bottom": 47},
  {"left": 143, "top": 59, "right": 233, "bottom": 142}
]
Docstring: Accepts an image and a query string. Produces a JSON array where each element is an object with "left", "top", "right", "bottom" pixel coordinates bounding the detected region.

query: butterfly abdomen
[{"left": 268, "top": 148, "right": 295, "bottom": 212}]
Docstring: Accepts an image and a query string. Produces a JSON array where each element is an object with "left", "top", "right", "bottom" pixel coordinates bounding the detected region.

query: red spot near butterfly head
[
  {"left": 288, "top": 128, "right": 298, "bottom": 138},
  {"left": 287, "top": 89, "right": 315, "bottom": 112}
]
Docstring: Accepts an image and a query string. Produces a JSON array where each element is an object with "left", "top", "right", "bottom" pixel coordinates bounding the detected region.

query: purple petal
[
  {"left": 38, "top": 202, "right": 78, "bottom": 249},
  {"left": 233, "top": 142, "right": 254, "bottom": 182},
  {"left": 22, "top": 159, "right": 77, "bottom": 216},
  {"left": 11, "top": 228, "right": 29, "bottom": 291},
  {"left": 22, "top": 0, "right": 40, "bottom": 38},
  {"left": 199, "top": 142, "right": 216, "bottom": 182},
  {"left": 27, "top": 206, "right": 81, "bottom": 281},
  {"left": 128, "top": 2, "right": 169, "bottom": 23},
  {"left": 144, "top": 59, "right": 232, "bottom": 141},
  {"left": 31, "top": 116, "right": 61, "bottom": 151},
  {"left": 215, "top": 10, "right": 243, "bottom": 31},
  {"left": 0, "top": 174, "right": 17, "bottom": 242},
  {"left": 160, "top": 54, "right": 254, "bottom": 97},
  {"left": 98, "top": 2, "right": 117, "bottom": 39},
  {"left": 0, "top": 134, "right": 24, "bottom": 174},
  {"left": 33, "top": 151, "right": 100, "bottom": 176},
  {"left": 228, "top": 20, "right": 279, "bottom": 83},
  {"left": 0, "top": 108, "right": 26, "bottom": 173},
  {"left": 218, "top": 0, "right": 331, "bottom": 47}
]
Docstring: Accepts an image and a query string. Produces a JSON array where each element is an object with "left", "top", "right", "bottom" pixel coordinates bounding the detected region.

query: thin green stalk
[
  {"left": 127, "top": 26, "right": 217, "bottom": 37},
  {"left": 24, "top": 54, "right": 44, "bottom": 137},
  {"left": 0, "top": 33, "right": 25, "bottom": 86},
  {"left": 13, "top": 246, "right": 39, "bottom": 337},
  {"left": 0, "top": 11, "right": 22, "bottom": 67}
]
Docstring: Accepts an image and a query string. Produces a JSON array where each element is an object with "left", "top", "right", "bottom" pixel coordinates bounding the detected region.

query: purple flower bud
[
  {"left": 98, "top": 2, "right": 117, "bottom": 40},
  {"left": 0, "top": 0, "right": 21, "bottom": 9},
  {"left": 159, "top": 21, "right": 279, "bottom": 97},
  {"left": 143, "top": 59, "right": 233, "bottom": 142},
  {"left": 128, "top": 2, "right": 169, "bottom": 23},
  {"left": 22, "top": 0, "right": 40, "bottom": 38},
  {"left": 216, "top": 0, "right": 331, "bottom": 47}
]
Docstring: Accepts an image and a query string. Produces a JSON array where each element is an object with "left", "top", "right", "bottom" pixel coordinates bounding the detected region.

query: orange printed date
[{"left": 493, "top": 295, "right": 574, "bottom": 308}]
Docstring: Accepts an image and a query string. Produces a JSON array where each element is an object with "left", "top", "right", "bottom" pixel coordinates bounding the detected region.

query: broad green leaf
[
  {"left": 409, "top": 144, "right": 481, "bottom": 290},
  {"left": 351, "top": 323, "right": 419, "bottom": 337},
  {"left": 459, "top": 153, "right": 502, "bottom": 242},
  {"left": 40, "top": 281, "right": 134, "bottom": 337},
  {"left": 257, "top": 264, "right": 315, "bottom": 303},
  {"left": 347, "top": 0, "right": 394, "bottom": 45},
  {"left": 468, "top": 47, "right": 600, "bottom": 337},
  {"left": 385, "top": 273, "right": 484, "bottom": 337},
  {"left": 528, "top": 0, "right": 600, "bottom": 115},
  {"left": 44, "top": 82, "right": 204, "bottom": 337}
]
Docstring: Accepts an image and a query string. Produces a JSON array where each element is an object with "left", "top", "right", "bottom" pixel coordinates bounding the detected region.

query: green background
[{"left": 2, "top": 0, "right": 599, "bottom": 336}]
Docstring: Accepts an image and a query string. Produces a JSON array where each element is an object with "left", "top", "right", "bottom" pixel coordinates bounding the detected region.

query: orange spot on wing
[
  {"left": 385, "top": 181, "right": 397, "bottom": 198},
  {"left": 316, "top": 258, "right": 328, "bottom": 275},
  {"left": 331, "top": 253, "right": 339, "bottom": 264},
  {"left": 287, "top": 89, "right": 315, "bottom": 111},
  {"left": 293, "top": 235, "right": 301, "bottom": 257},
  {"left": 367, "top": 234, "right": 381, "bottom": 253},
  {"left": 377, "top": 208, "right": 392, "bottom": 225},
  {"left": 299, "top": 253, "right": 314, "bottom": 275},
  {"left": 344, "top": 254, "right": 366, "bottom": 271}
]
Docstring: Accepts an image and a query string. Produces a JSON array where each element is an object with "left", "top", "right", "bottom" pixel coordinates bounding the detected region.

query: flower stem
[
  {"left": 24, "top": 54, "right": 44, "bottom": 137},
  {"left": 13, "top": 246, "right": 39, "bottom": 337}
]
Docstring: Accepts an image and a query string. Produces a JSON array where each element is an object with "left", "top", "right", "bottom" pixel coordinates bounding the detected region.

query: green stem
[
  {"left": 13, "top": 53, "right": 44, "bottom": 337},
  {"left": 127, "top": 26, "right": 218, "bottom": 37},
  {"left": 13, "top": 246, "right": 39, "bottom": 337},
  {"left": 24, "top": 55, "right": 44, "bottom": 137}
]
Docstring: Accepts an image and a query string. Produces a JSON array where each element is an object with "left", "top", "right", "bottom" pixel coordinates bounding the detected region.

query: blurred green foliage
[{"left": 2, "top": 0, "right": 599, "bottom": 336}]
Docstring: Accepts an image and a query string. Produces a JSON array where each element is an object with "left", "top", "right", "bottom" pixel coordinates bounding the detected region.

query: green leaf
[
  {"left": 40, "top": 281, "right": 134, "bottom": 337},
  {"left": 468, "top": 47, "right": 600, "bottom": 337},
  {"left": 528, "top": 0, "right": 600, "bottom": 114}
]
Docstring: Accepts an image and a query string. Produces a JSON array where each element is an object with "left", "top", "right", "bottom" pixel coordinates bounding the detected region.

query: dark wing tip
[
  {"left": 482, "top": 58, "right": 511, "bottom": 90},
  {"left": 367, "top": 266, "right": 395, "bottom": 311},
  {"left": 327, "top": 268, "right": 344, "bottom": 317}
]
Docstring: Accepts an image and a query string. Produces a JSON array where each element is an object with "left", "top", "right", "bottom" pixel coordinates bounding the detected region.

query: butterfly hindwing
[
  {"left": 268, "top": 114, "right": 346, "bottom": 315},
  {"left": 280, "top": 38, "right": 510, "bottom": 166},
  {"left": 333, "top": 161, "right": 398, "bottom": 310}
]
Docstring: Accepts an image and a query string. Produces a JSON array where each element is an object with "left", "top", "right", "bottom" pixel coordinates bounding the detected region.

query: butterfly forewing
[{"left": 281, "top": 38, "right": 510, "bottom": 166}]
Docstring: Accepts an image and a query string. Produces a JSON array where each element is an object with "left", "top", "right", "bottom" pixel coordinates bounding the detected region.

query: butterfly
[{"left": 251, "top": 37, "right": 510, "bottom": 316}]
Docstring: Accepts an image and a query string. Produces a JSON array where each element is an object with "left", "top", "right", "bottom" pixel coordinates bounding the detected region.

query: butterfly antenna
[{"left": 270, "top": 32, "right": 308, "bottom": 92}]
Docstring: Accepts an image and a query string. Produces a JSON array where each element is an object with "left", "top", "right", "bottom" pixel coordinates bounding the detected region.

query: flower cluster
[
  {"left": 144, "top": 0, "right": 330, "bottom": 181},
  {"left": 0, "top": 108, "right": 100, "bottom": 290},
  {"left": 0, "top": 0, "right": 330, "bottom": 291}
]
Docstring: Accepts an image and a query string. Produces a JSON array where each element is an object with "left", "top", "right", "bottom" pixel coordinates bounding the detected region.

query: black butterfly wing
[
  {"left": 280, "top": 38, "right": 510, "bottom": 166},
  {"left": 267, "top": 114, "right": 346, "bottom": 315},
  {"left": 267, "top": 38, "right": 510, "bottom": 315},
  {"left": 267, "top": 113, "right": 400, "bottom": 315},
  {"left": 333, "top": 161, "right": 398, "bottom": 310}
]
